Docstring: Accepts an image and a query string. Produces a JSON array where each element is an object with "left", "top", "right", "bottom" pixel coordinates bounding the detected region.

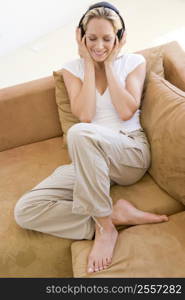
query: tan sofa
[{"left": 0, "top": 41, "right": 185, "bottom": 278}]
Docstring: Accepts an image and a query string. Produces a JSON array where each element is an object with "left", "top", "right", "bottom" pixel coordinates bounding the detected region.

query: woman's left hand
[{"left": 104, "top": 31, "right": 126, "bottom": 66}]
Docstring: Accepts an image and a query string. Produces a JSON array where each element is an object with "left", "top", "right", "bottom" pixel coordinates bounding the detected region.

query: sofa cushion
[
  {"left": 110, "top": 172, "right": 184, "bottom": 232},
  {"left": 0, "top": 137, "right": 73, "bottom": 277},
  {"left": 71, "top": 211, "right": 185, "bottom": 277},
  {"left": 141, "top": 72, "right": 185, "bottom": 205},
  {"left": 53, "top": 71, "right": 79, "bottom": 147},
  {"left": 0, "top": 136, "right": 183, "bottom": 277},
  {"left": 136, "top": 43, "right": 164, "bottom": 101},
  {"left": 53, "top": 43, "right": 164, "bottom": 147}
]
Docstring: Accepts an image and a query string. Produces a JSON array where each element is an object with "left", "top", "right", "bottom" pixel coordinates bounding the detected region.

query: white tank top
[{"left": 61, "top": 53, "right": 145, "bottom": 133}]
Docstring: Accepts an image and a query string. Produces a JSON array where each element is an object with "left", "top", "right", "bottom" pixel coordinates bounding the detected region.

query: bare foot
[
  {"left": 112, "top": 199, "right": 168, "bottom": 226},
  {"left": 87, "top": 222, "right": 118, "bottom": 273}
]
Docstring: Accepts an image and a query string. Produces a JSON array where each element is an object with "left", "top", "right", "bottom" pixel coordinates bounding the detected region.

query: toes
[
  {"left": 102, "top": 258, "right": 108, "bottom": 269},
  {"left": 88, "top": 257, "right": 111, "bottom": 273},
  {"left": 90, "top": 259, "right": 105, "bottom": 272},
  {"left": 107, "top": 256, "right": 112, "bottom": 265},
  {"left": 103, "top": 256, "right": 112, "bottom": 269},
  {"left": 98, "top": 259, "right": 103, "bottom": 272},
  {"left": 87, "top": 266, "right": 94, "bottom": 273},
  {"left": 87, "top": 256, "right": 112, "bottom": 273},
  {"left": 94, "top": 259, "right": 99, "bottom": 272},
  {"left": 87, "top": 257, "right": 94, "bottom": 273},
  {"left": 162, "top": 215, "right": 168, "bottom": 222},
  {"left": 157, "top": 214, "right": 168, "bottom": 222},
  {"left": 153, "top": 214, "right": 169, "bottom": 223}
]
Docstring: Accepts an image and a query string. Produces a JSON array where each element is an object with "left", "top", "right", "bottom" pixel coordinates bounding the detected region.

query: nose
[{"left": 95, "top": 40, "right": 104, "bottom": 50}]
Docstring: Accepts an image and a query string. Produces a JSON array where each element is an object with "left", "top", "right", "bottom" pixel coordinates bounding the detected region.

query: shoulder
[
  {"left": 113, "top": 54, "right": 145, "bottom": 78},
  {"left": 117, "top": 53, "right": 145, "bottom": 64},
  {"left": 127, "top": 53, "right": 146, "bottom": 64},
  {"left": 119, "top": 53, "right": 146, "bottom": 75},
  {"left": 114, "top": 53, "right": 145, "bottom": 68}
]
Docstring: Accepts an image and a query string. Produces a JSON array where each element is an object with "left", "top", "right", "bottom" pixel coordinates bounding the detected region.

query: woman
[{"left": 14, "top": 2, "right": 168, "bottom": 274}]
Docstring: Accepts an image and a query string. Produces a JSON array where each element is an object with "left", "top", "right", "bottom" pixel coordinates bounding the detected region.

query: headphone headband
[
  {"left": 89, "top": 2, "right": 120, "bottom": 14},
  {"left": 78, "top": 1, "right": 125, "bottom": 40}
]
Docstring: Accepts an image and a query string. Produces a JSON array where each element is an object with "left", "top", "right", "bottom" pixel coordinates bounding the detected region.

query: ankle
[
  {"left": 111, "top": 214, "right": 118, "bottom": 226},
  {"left": 94, "top": 216, "right": 115, "bottom": 232},
  {"left": 111, "top": 205, "right": 121, "bottom": 224}
]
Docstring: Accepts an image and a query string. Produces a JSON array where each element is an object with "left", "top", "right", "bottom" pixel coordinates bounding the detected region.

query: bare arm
[
  {"left": 62, "top": 29, "right": 96, "bottom": 122},
  {"left": 62, "top": 60, "right": 96, "bottom": 122},
  {"left": 105, "top": 61, "right": 146, "bottom": 120},
  {"left": 104, "top": 33, "right": 146, "bottom": 120}
]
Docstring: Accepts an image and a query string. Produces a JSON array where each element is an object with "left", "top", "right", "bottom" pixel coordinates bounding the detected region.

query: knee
[
  {"left": 67, "top": 123, "right": 93, "bottom": 145},
  {"left": 14, "top": 201, "right": 24, "bottom": 228},
  {"left": 14, "top": 196, "right": 30, "bottom": 229}
]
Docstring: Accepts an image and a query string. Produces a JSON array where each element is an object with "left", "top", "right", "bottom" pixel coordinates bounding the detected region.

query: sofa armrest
[{"left": 0, "top": 76, "right": 62, "bottom": 151}]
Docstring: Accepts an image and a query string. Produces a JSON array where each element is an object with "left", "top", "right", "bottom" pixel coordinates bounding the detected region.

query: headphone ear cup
[
  {"left": 117, "top": 29, "right": 124, "bottom": 40},
  {"left": 79, "top": 24, "right": 85, "bottom": 39}
]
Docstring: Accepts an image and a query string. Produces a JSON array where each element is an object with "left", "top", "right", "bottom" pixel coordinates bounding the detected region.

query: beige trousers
[{"left": 14, "top": 123, "right": 151, "bottom": 240}]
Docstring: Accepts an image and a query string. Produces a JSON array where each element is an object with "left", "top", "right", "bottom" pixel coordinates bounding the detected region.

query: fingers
[
  {"left": 112, "top": 34, "right": 124, "bottom": 59},
  {"left": 115, "top": 31, "right": 126, "bottom": 49},
  {"left": 115, "top": 35, "right": 121, "bottom": 51},
  {"left": 81, "top": 34, "right": 86, "bottom": 45},
  {"left": 114, "top": 32, "right": 126, "bottom": 55},
  {"left": 120, "top": 30, "right": 127, "bottom": 46},
  {"left": 76, "top": 27, "right": 86, "bottom": 45},
  {"left": 115, "top": 35, "right": 119, "bottom": 47}
]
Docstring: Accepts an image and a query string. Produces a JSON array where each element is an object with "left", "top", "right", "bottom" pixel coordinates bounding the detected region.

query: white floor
[{"left": 0, "top": 0, "right": 185, "bottom": 89}]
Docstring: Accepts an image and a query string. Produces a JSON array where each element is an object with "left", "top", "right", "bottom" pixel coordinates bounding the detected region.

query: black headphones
[{"left": 78, "top": 1, "right": 125, "bottom": 41}]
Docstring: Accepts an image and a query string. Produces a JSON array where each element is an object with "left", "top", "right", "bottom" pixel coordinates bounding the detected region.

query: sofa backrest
[
  {"left": 0, "top": 41, "right": 184, "bottom": 152},
  {"left": 138, "top": 41, "right": 185, "bottom": 92},
  {"left": 0, "top": 76, "right": 62, "bottom": 151}
]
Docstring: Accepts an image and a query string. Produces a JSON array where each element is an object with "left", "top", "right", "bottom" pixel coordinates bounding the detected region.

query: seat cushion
[
  {"left": 71, "top": 211, "right": 185, "bottom": 277},
  {"left": 141, "top": 72, "right": 185, "bottom": 205},
  {"left": 0, "top": 137, "right": 73, "bottom": 277},
  {"left": 110, "top": 172, "right": 184, "bottom": 232},
  {"left": 0, "top": 137, "right": 183, "bottom": 277}
]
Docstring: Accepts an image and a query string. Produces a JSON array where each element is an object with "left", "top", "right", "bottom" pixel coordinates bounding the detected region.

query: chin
[
  {"left": 93, "top": 57, "right": 106, "bottom": 62},
  {"left": 91, "top": 54, "right": 108, "bottom": 62}
]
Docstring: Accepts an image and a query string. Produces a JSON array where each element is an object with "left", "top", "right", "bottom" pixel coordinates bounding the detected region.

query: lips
[{"left": 92, "top": 50, "right": 106, "bottom": 57}]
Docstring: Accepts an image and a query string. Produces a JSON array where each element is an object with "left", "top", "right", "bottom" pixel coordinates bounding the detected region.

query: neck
[{"left": 94, "top": 61, "right": 105, "bottom": 72}]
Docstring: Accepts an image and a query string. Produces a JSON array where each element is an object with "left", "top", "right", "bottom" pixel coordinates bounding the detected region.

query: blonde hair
[{"left": 82, "top": 7, "right": 123, "bottom": 33}]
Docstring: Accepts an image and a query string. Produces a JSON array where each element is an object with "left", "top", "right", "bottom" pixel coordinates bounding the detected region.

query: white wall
[
  {"left": 0, "top": 0, "right": 185, "bottom": 88},
  {"left": 0, "top": 0, "right": 92, "bottom": 56}
]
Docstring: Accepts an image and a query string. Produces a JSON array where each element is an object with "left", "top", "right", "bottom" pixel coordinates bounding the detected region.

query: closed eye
[{"left": 89, "top": 38, "right": 111, "bottom": 42}]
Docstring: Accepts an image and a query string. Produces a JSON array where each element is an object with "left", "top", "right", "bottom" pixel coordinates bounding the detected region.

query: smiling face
[{"left": 85, "top": 17, "right": 116, "bottom": 62}]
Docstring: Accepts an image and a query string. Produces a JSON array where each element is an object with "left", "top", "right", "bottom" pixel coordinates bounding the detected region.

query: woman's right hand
[{"left": 76, "top": 27, "right": 94, "bottom": 64}]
